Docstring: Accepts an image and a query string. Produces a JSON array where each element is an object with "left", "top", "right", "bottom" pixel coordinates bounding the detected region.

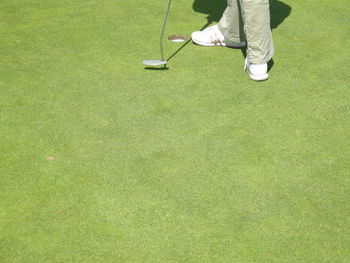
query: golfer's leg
[
  {"left": 218, "top": 0, "right": 245, "bottom": 45},
  {"left": 240, "top": 0, "right": 274, "bottom": 64}
]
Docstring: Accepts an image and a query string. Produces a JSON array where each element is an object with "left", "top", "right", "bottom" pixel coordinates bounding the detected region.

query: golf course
[{"left": 1, "top": 0, "right": 349, "bottom": 262}]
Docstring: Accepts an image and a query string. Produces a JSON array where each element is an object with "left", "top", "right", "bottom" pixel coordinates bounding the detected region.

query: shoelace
[{"left": 208, "top": 28, "right": 224, "bottom": 46}]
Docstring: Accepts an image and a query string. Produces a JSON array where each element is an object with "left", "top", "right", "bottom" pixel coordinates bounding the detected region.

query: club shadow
[
  {"left": 144, "top": 66, "right": 169, "bottom": 70},
  {"left": 166, "top": 21, "right": 211, "bottom": 62},
  {"left": 166, "top": 38, "right": 192, "bottom": 62}
]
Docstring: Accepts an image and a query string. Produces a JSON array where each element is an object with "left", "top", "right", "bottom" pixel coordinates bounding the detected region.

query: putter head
[{"left": 143, "top": 60, "right": 167, "bottom": 66}]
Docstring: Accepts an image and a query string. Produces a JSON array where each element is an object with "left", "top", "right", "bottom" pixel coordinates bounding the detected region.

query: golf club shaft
[{"left": 160, "top": 0, "right": 172, "bottom": 61}]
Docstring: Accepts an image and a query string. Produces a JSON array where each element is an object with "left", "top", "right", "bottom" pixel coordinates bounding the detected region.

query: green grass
[{"left": 1, "top": 0, "right": 349, "bottom": 262}]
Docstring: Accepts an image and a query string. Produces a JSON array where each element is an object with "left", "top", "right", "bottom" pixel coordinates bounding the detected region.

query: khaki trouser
[{"left": 218, "top": 0, "right": 274, "bottom": 64}]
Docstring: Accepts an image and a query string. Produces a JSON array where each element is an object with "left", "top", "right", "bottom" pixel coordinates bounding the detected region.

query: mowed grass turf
[{"left": 1, "top": 0, "right": 349, "bottom": 262}]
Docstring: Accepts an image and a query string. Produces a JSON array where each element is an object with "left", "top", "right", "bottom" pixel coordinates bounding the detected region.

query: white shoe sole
[
  {"left": 192, "top": 38, "right": 246, "bottom": 48},
  {"left": 247, "top": 72, "right": 269, "bottom": 81},
  {"left": 192, "top": 38, "right": 227, "bottom": 47}
]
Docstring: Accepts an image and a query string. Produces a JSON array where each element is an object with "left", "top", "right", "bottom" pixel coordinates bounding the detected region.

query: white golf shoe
[
  {"left": 244, "top": 58, "right": 269, "bottom": 81},
  {"left": 192, "top": 25, "right": 246, "bottom": 48}
]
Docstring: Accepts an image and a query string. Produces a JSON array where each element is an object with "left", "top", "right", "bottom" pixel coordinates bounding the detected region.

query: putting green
[{"left": 1, "top": 0, "right": 349, "bottom": 262}]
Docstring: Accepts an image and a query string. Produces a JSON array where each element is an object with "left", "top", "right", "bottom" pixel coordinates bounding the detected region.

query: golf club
[{"left": 143, "top": 0, "right": 172, "bottom": 67}]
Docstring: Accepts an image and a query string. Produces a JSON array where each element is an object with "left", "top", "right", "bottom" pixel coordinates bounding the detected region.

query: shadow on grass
[
  {"left": 193, "top": 0, "right": 292, "bottom": 29},
  {"left": 165, "top": 21, "right": 210, "bottom": 63},
  {"left": 144, "top": 66, "right": 169, "bottom": 71},
  {"left": 167, "top": 39, "right": 192, "bottom": 62}
]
